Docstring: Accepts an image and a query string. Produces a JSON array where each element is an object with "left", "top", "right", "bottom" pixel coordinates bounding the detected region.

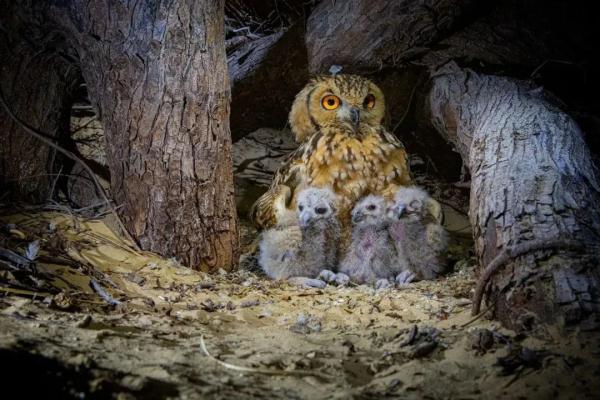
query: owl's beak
[
  {"left": 351, "top": 211, "right": 364, "bottom": 224},
  {"left": 394, "top": 204, "right": 406, "bottom": 218},
  {"left": 349, "top": 107, "right": 360, "bottom": 127},
  {"left": 299, "top": 212, "right": 312, "bottom": 227}
]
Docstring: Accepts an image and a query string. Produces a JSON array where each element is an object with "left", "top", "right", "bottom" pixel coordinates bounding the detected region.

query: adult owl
[{"left": 250, "top": 74, "right": 413, "bottom": 232}]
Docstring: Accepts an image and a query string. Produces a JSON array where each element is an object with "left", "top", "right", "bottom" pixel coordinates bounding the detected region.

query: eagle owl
[{"left": 250, "top": 74, "right": 413, "bottom": 237}]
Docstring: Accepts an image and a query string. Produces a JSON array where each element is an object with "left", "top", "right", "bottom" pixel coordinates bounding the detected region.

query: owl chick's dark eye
[
  {"left": 322, "top": 95, "right": 340, "bottom": 110},
  {"left": 367, "top": 204, "right": 376, "bottom": 211},
  {"left": 409, "top": 200, "right": 421, "bottom": 210},
  {"left": 298, "top": 205, "right": 304, "bottom": 211},
  {"left": 315, "top": 207, "right": 328, "bottom": 215},
  {"left": 363, "top": 94, "right": 376, "bottom": 109}
]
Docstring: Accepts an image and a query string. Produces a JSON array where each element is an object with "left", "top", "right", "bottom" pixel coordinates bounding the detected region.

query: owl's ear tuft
[{"left": 289, "top": 82, "right": 318, "bottom": 143}]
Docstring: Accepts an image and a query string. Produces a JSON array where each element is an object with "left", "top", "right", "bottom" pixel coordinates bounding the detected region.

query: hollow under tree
[
  {"left": 303, "top": 0, "right": 600, "bottom": 328},
  {"left": 0, "top": 0, "right": 239, "bottom": 271}
]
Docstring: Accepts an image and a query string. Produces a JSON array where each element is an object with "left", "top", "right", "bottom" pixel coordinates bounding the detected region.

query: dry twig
[
  {"left": 472, "top": 240, "right": 586, "bottom": 315},
  {"left": 199, "top": 335, "right": 330, "bottom": 379}
]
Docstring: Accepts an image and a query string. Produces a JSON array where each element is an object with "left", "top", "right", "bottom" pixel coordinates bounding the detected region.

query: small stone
[
  {"left": 76, "top": 315, "right": 93, "bottom": 328},
  {"left": 454, "top": 298, "right": 472, "bottom": 307},
  {"left": 290, "top": 312, "right": 322, "bottom": 334},
  {"left": 466, "top": 328, "right": 495, "bottom": 354},
  {"left": 240, "top": 299, "right": 260, "bottom": 308}
]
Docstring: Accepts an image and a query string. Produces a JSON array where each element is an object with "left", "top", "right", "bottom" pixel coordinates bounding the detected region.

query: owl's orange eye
[
  {"left": 321, "top": 95, "right": 340, "bottom": 110},
  {"left": 364, "top": 94, "right": 376, "bottom": 109}
]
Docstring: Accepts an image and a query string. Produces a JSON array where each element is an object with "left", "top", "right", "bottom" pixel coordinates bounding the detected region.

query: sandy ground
[{"left": 0, "top": 211, "right": 599, "bottom": 399}]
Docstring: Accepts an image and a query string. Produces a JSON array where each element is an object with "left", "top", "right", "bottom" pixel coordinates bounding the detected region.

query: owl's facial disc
[
  {"left": 352, "top": 206, "right": 381, "bottom": 226},
  {"left": 352, "top": 195, "right": 389, "bottom": 227},
  {"left": 306, "top": 75, "right": 385, "bottom": 134}
]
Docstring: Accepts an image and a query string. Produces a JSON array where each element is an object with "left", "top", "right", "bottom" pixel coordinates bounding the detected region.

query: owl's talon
[
  {"left": 334, "top": 272, "right": 350, "bottom": 286},
  {"left": 375, "top": 279, "right": 392, "bottom": 290},
  {"left": 318, "top": 269, "right": 338, "bottom": 283},
  {"left": 395, "top": 270, "right": 415, "bottom": 287}
]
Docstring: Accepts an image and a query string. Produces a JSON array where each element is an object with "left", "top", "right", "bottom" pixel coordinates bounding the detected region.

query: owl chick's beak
[
  {"left": 350, "top": 107, "right": 360, "bottom": 127},
  {"left": 351, "top": 211, "right": 364, "bottom": 224},
  {"left": 299, "top": 212, "right": 312, "bottom": 227},
  {"left": 393, "top": 203, "right": 406, "bottom": 218}
]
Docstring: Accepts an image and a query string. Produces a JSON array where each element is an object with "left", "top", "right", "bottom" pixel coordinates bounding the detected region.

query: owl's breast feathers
[
  {"left": 304, "top": 126, "right": 410, "bottom": 208},
  {"left": 250, "top": 126, "right": 411, "bottom": 230}
]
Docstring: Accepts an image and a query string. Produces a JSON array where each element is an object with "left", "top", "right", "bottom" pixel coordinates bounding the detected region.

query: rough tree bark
[
  {"left": 305, "top": 0, "right": 477, "bottom": 74},
  {"left": 0, "top": 16, "right": 79, "bottom": 202},
  {"left": 425, "top": 63, "right": 600, "bottom": 328},
  {"left": 0, "top": 1, "right": 239, "bottom": 271}
]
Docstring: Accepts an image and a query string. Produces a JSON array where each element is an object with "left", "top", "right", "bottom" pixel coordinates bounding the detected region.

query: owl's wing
[
  {"left": 376, "top": 127, "right": 413, "bottom": 197},
  {"left": 249, "top": 144, "right": 308, "bottom": 229},
  {"left": 270, "top": 145, "right": 307, "bottom": 189}
]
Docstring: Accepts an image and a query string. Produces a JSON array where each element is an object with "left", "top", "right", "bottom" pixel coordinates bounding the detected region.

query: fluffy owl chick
[
  {"left": 337, "top": 195, "right": 406, "bottom": 286},
  {"left": 388, "top": 186, "right": 449, "bottom": 280},
  {"left": 258, "top": 187, "right": 341, "bottom": 282}
]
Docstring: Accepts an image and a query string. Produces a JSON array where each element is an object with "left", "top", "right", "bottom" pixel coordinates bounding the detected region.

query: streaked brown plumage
[{"left": 250, "top": 74, "right": 412, "bottom": 239}]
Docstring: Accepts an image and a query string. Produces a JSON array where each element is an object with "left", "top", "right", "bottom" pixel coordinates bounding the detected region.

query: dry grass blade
[
  {"left": 81, "top": 230, "right": 142, "bottom": 256},
  {"left": 0, "top": 285, "right": 52, "bottom": 298},
  {"left": 90, "top": 279, "right": 121, "bottom": 306},
  {"left": 199, "top": 335, "right": 330, "bottom": 380}
]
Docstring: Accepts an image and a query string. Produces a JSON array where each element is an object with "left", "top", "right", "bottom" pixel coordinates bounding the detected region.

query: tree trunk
[
  {"left": 0, "top": 1, "right": 239, "bottom": 271},
  {"left": 305, "top": 0, "right": 477, "bottom": 74},
  {"left": 425, "top": 63, "right": 600, "bottom": 328},
  {"left": 0, "top": 14, "right": 79, "bottom": 202}
]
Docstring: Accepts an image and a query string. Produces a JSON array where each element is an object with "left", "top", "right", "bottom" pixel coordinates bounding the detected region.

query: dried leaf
[{"left": 25, "top": 240, "right": 40, "bottom": 261}]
